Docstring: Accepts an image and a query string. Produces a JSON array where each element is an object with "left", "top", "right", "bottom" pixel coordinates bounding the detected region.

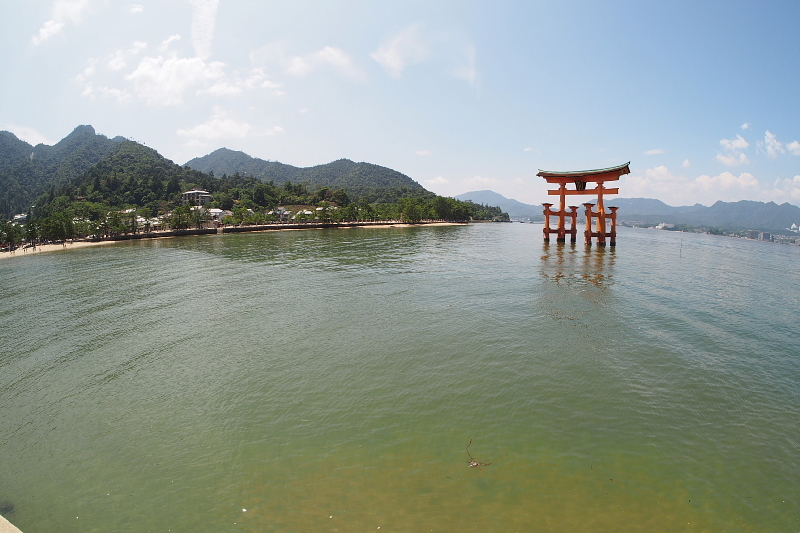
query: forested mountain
[
  {"left": 0, "top": 126, "right": 507, "bottom": 247},
  {"left": 0, "top": 125, "right": 122, "bottom": 218},
  {"left": 56, "top": 140, "right": 233, "bottom": 212},
  {"left": 185, "top": 148, "right": 433, "bottom": 202}
]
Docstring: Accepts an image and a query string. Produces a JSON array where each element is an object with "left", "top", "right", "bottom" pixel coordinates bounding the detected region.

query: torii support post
[
  {"left": 568, "top": 206, "right": 578, "bottom": 243},
  {"left": 542, "top": 203, "right": 554, "bottom": 242},
  {"left": 608, "top": 206, "right": 618, "bottom": 246},
  {"left": 537, "top": 162, "right": 629, "bottom": 246},
  {"left": 583, "top": 203, "right": 595, "bottom": 246}
]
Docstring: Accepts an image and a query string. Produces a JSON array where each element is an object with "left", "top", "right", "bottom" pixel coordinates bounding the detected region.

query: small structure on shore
[{"left": 537, "top": 162, "right": 629, "bottom": 246}]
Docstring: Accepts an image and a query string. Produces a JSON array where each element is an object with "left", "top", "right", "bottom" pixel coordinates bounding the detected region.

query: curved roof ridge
[{"left": 537, "top": 162, "right": 630, "bottom": 177}]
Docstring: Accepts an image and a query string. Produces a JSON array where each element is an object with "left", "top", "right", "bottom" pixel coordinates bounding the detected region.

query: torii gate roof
[{"left": 537, "top": 162, "right": 630, "bottom": 183}]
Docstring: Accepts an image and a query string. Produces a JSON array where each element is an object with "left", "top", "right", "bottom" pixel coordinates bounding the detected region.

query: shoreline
[
  {"left": 0, "top": 221, "right": 467, "bottom": 260},
  {"left": 0, "top": 514, "right": 22, "bottom": 533}
]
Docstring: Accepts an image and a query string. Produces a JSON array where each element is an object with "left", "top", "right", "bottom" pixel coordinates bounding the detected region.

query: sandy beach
[
  {"left": 0, "top": 221, "right": 466, "bottom": 260},
  {"left": 0, "top": 514, "right": 22, "bottom": 533},
  {"left": 0, "top": 239, "right": 119, "bottom": 260}
]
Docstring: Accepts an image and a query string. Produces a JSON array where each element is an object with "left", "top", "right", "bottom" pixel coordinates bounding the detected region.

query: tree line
[{"left": 1, "top": 171, "right": 507, "bottom": 249}]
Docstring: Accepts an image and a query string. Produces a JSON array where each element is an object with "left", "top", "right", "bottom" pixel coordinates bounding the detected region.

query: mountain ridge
[
  {"left": 0, "top": 127, "right": 437, "bottom": 218},
  {"left": 456, "top": 190, "right": 800, "bottom": 233},
  {"left": 185, "top": 147, "right": 432, "bottom": 202}
]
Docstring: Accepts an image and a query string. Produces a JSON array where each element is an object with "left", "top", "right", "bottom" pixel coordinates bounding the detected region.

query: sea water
[{"left": 0, "top": 224, "right": 798, "bottom": 532}]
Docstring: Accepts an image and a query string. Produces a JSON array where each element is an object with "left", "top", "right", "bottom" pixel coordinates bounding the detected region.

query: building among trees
[{"left": 182, "top": 189, "right": 212, "bottom": 206}]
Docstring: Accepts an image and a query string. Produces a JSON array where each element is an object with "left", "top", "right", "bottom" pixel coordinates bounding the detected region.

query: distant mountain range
[
  {"left": 456, "top": 190, "right": 800, "bottom": 233},
  {"left": 455, "top": 190, "right": 544, "bottom": 220},
  {"left": 185, "top": 148, "right": 432, "bottom": 203}
]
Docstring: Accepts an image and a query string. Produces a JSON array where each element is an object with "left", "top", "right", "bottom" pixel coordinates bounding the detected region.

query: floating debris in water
[{"left": 466, "top": 439, "right": 491, "bottom": 470}]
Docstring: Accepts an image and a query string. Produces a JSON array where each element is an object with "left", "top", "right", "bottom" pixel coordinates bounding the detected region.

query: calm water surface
[{"left": 0, "top": 224, "right": 798, "bottom": 532}]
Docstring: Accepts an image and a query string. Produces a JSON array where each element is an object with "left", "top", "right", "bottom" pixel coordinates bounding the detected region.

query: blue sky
[{"left": 3, "top": 0, "right": 800, "bottom": 206}]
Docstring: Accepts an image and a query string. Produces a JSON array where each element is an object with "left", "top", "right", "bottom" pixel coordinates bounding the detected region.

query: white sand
[
  {"left": 0, "top": 515, "right": 22, "bottom": 533},
  {"left": 0, "top": 239, "right": 117, "bottom": 260}
]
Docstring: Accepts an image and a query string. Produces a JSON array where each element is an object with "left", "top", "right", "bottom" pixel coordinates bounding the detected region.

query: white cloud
[
  {"left": 719, "top": 134, "right": 749, "bottom": 152},
  {"left": 716, "top": 152, "right": 750, "bottom": 166},
  {"left": 128, "top": 4, "right": 143, "bottom": 14},
  {"left": 787, "top": 140, "right": 800, "bottom": 156},
  {"left": 694, "top": 171, "right": 759, "bottom": 193},
  {"left": 3, "top": 124, "right": 54, "bottom": 146},
  {"left": 188, "top": 0, "right": 219, "bottom": 60},
  {"left": 76, "top": 57, "right": 97, "bottom": 81},
  {"left": 762, "top": 130, "right": 785, "bottom": 158},
  {"left": 201, "top": 67, "right": 283, "bottom": 97},
  {"left": 415, "top": 150, "right": 432, "bottom": 156},
  {"left": 107, "top": 50, "right": 128, "bottom": 71},
  {"left": 741, "top": 122, "right": 750, "bottom": 130},
  {"left": 623, "top": 166, "right": 766, "bottom": 205},
  {"left": 682, "top": 159, "right": 691, "bottom": 168},
  {"left": 52, "top": 0, "right": 90, "bottom": 22},
  {"left": 125, "top": 55, "right": 227, "bottom": 105},
  {"left": 32, "top": 0, "right": 90, "bottom": 45},
  {"left": 77, "top": 37, "right": 280, "bottom": 106},
  {"left": 285, "top": 46, "right": 363, "bottom": 79},
  {"left": 160, "top": 34, "right": 181, "bottom": 53},
  {"left": 177, "top": 107, "right": 283, "bottom": 148},
  {"left": 32, "top": 20, "right": 66, "bottom": 45},
  {"left": 717, "top": 134, "right": 750, "bottom": 166},
  {"left": 371, "top": 23, "right": 429, "bottom": 78},
  {"left": 644, "top": 148, "right": 664, "bottom": 155},
  {"left": 424, "top": 176, "right": 449, "bottom": 186}
]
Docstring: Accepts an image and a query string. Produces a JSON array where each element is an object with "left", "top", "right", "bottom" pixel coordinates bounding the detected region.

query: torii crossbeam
[{"left": 537, "top": 162, "right": 629, "bottom": 246}]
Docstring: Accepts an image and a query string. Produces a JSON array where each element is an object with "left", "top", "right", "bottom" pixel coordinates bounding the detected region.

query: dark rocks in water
[{"left": 0, "top": 501, "right": 14, "bottom": 515}]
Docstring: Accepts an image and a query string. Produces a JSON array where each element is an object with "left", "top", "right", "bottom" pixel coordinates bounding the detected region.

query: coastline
[
  {"left": 0, "top": 515, "right": 22, "bottom": 533},
  {"left": 0, "top": 221, "right": 466, "bottom": 260}
]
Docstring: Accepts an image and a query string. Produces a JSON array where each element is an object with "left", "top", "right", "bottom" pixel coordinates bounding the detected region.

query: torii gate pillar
[{"left": 537, "top": 162, "right": 629, "bottom": 246}]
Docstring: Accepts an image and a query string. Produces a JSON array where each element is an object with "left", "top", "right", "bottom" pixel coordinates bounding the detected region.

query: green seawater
[{"left": 0, "top": 224, "right": 798, "bottom": 532}]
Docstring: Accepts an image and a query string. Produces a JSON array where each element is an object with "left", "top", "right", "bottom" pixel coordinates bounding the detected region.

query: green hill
[
  {"left": 185, "top": 148, "right": 434, "bottom": 202},
  {"left": 0, "top": 125, "right": 121, "bottom": 218},
  {"left": 71, "top": 140, "right": 220, "bottom": 209},
  {"left": 1, "top": 126, "right": 505, "bottom": 244}
]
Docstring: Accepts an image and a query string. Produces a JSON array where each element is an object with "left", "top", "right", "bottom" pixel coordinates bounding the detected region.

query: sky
[{"left": 3, "top": 0, "right": 800, "bottom": 207}]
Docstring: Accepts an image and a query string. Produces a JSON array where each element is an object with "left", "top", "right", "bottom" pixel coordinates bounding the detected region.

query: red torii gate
[{"left": 537, "top": 162, "right": 629, "bottom": 246}]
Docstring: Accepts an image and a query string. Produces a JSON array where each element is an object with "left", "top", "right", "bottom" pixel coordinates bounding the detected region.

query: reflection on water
[
  {"left": 536, "top": 242, "right": 618, "bottom": 334},
  {"left": 540, "top": 242, "right": 616, "bottom": 287}
]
